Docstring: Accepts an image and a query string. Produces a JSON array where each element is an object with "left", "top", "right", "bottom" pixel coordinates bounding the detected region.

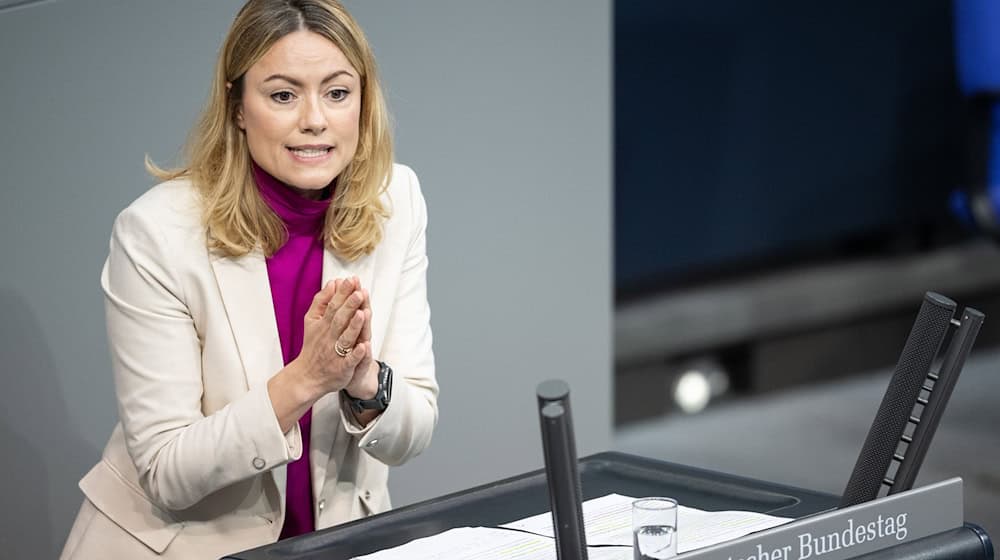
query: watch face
[{"left": 382, "top": 364, "right": 393, "bottom": 403}]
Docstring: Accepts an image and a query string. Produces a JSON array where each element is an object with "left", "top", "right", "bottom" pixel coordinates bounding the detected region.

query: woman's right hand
[{"left": 268, "top": 277, "right": 368, "bottom": 432}]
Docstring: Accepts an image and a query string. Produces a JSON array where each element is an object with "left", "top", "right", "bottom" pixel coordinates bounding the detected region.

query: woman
[{"left": 60, "top": 1, "right": 438, "bottom": 558}]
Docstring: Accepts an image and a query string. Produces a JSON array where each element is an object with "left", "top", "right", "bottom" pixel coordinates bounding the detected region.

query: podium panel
[{"left": 224, "top": 452, "right": 991, "bottom": 560}]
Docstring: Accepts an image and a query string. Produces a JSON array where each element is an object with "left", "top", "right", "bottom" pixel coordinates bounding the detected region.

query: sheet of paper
[
  {"left": 354, "top": 494, "right": 794, "bottom": 559},
  {"left": 352, "top": 526, "right": 623, "bottom": 560},
  {"left": 500, "top": 493, "right": 793, "bottom": 553}
]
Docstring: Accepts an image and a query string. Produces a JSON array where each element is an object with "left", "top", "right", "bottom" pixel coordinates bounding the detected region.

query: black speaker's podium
[{"left": 224, "top": 452, "right": 993, "bottom": 560}]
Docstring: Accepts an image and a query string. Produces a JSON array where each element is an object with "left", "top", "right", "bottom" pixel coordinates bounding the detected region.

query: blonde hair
[{"left": 149, "top": 0, "right": 392, "bottom": 260}]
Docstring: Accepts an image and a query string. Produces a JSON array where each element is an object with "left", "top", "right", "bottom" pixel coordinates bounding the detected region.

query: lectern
[{"left": 224, "top": 453, "right": 993, "bottom": 560}]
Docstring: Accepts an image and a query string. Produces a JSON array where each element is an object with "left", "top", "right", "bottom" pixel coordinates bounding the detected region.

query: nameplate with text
[{"left": 677, "top": 478, "right": 963, "bottom": 560}]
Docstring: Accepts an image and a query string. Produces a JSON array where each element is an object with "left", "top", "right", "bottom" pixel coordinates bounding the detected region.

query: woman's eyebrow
[{"left": 262, "top": 70, "right": 356, "bottom": 87}]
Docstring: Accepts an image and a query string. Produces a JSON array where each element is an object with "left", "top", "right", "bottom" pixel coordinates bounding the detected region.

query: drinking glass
[{"left": 632, "top": 497, "right": 678, "bottom": 560}]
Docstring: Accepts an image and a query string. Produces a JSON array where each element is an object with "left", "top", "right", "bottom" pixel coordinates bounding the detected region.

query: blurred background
[
  {"left": 0, "top": 1, "right": 612, "bottom": 557},
  {"left": 613, "top": 0, "right": 1000, "bottom": 542},
  {"left": 2, "top": 0, "right": 999, "bottom": 557}
]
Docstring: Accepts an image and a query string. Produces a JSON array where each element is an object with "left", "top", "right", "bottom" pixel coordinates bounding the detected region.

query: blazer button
[
  {"left": 252, "top": 457, "right": 266, "bottom": 470},
  {"left": 364, "top": 490, "right": 371, "bottom": 500},
  {"left": 365, "top": 439, "right": 379, "bottom": 448},
  {"left": 318, "top": 499, "right": 326, "bottom": 512}
]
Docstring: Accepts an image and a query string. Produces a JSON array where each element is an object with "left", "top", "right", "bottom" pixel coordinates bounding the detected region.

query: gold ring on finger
[{"left": 335, "top": 341, "right": 352, "bottom": 357}]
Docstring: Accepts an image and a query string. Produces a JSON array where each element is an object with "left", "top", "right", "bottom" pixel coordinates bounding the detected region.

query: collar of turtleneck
[{"left": 252, "top": 161, "right": 333, "bottom": 236}]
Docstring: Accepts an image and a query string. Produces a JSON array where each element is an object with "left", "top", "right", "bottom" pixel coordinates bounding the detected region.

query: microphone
[
  {"left": 840, "top": 292, "right": 956, "bottom": 507},
  {"left": 537, "top": 379, "right": 589, "bottom": 560}
]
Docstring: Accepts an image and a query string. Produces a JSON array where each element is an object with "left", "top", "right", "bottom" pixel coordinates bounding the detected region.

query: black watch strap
[{"left": 347, "top": 361, "right": 393, "bottom": 414}]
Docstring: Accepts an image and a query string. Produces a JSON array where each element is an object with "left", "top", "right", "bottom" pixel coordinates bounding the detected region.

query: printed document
[
  {"left": 353, "top": 493, "right": 793, "bottom": 559},
  {"left": 502, "top": 493, "right": 793, "bottom": 552}
]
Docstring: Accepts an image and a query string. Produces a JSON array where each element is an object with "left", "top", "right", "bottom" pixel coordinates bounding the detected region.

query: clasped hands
[
  {"left": 269, "top": 276, "right": 381, "bottom": 433},
  {"left": 294, "top": 276, "right": 379, "bottom": 402}
]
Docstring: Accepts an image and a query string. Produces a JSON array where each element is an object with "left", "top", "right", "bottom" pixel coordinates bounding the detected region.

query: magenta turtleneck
[{"left": 252, "top": 162, "right": 332, "bottom": 539}]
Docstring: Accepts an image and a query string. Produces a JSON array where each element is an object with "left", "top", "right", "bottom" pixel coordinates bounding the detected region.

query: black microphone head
[{"left": 538, "top": 379, "right": 571, "bottom": 404}]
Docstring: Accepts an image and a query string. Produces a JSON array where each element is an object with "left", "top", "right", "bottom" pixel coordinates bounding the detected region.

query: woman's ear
[{"left": 227, "top": 82, "right": 246, "bottom": 130}]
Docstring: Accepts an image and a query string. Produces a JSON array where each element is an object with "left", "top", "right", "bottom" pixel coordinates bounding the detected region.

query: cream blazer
[{"left": 61, "top": 164, "right": 438, "bottom": 560}]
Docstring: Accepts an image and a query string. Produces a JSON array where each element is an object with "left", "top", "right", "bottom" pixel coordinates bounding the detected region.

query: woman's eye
[
  {"left": 329, "top": 89, "right": 349, "bottom": 101},
  {"left": 271, "top": 91, "right": 295, "bottom": 103}
]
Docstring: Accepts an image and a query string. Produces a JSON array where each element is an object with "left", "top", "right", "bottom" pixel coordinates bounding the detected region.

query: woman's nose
[{"left": 299, "top": 96, "right": 328, "bottom": 134}]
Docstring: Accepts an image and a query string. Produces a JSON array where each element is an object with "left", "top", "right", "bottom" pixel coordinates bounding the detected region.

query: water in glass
[{"left": 633, "top": 524, "right": 676, "bottom": 559}]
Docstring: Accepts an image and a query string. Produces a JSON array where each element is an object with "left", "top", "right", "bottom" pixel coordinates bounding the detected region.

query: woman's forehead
[{"left": 250, "top": 30, "right": 358, "bottom": 81}]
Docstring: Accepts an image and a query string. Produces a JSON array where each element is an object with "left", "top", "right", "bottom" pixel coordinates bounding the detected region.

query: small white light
[{"left": 674, "top": 370, "right": 711, "bottom": 414}]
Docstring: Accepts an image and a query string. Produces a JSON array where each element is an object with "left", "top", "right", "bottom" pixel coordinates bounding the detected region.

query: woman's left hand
[{"left": 342, "top": 286, "right": 382, "bottom": 421}]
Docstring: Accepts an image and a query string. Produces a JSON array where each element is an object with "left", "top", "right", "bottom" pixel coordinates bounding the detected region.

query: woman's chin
[{"left": 284, "top": 172, "right": 338, "bottom": 192}]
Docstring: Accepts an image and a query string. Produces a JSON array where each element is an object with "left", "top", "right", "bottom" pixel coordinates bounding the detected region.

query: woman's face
[{"left": 237, "top": 30, "right": 361, "bottom": 198}]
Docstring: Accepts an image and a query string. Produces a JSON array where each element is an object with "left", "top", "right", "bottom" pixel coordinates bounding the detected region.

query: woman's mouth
[{"left": 287, "top": 146, "right": 333, "bottom": 161}]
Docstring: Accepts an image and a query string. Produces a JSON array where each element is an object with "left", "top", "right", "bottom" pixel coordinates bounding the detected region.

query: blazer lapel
[
  {"left": 311, "top": 248, "right": 376, "bottom": 503},
  {"left": 208, "top": 249, "right": 283, "bottom": 393}
]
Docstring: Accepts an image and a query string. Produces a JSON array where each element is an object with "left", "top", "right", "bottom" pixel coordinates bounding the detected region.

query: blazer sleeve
[
  {"left": 340, "top": 165, "right": 439, "bottom": 465},
  {"left": 102, "top": 203, "right": 301, "bottom": 511}
]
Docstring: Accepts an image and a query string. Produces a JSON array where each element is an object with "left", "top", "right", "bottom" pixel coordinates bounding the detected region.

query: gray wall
[{"left": 0, "top": 0, "right": 611, "bottom": 557}]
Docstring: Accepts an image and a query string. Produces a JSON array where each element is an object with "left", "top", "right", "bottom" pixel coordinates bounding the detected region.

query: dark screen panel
[{"left": 615, "top": 0, "right": 964, "bottom": 295}]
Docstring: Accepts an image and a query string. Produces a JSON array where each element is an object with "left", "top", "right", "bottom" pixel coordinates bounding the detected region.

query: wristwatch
[{"left": 346, "top": 361, "right": 393, "bottom": 414}]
